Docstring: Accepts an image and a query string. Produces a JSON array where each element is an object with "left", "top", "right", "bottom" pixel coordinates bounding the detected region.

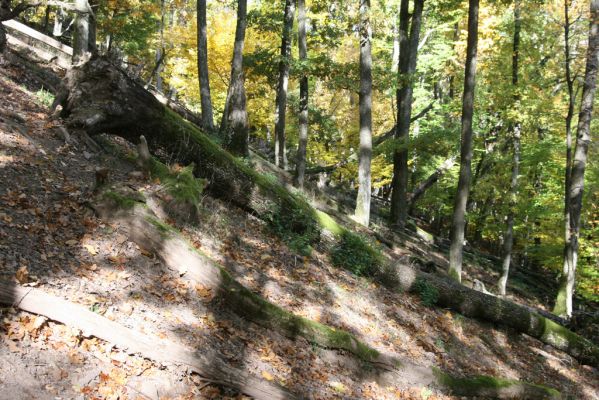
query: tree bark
[
  {"left": 197, "top": 0, "right": 214, "bottom": 131},
  {"left": 390, "top": 0, "right": 425, "bottom": 229},
  {"left": 498, "top": 0, "right": 521, "bottom": 296},
  {"left": 57, "top": 56, "right": 317, "bottom": 240},
  {"left": 0, "top": 281, "right": 297, "bottom": 400},
  {"left": 448, "top": 0, "right": 479, "bottom": 282},
  {"left": 154, "top": 0, "right": 165, "bottom": 92},
  {"left": 293, "top": 0, "right": 309, "bottom": 188},
  {"left": 384, "top": 262, "right": 599, "bottom": 368},
  {"left": 220, "top": 0, "right": 249, "bottom": 157},
  {"left": 555, "top": 0, "right": 598, "bottom": 318},
  {"left": 354, "top": 0, "right": 373, "bottom": 226},
  {"left": 72, "top": 0, "right": 96, "bottom": 64},
  {"left": 274, "top": 0, "right": 295, "bottom": 169}
]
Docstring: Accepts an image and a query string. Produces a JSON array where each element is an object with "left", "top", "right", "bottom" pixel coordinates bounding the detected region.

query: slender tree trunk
[
  {"left": 391, "top": 18, "right": 399, "bottom": 73},
  {"left": 72, "top": 0, "right": 96, "bottom": 64},
  {"left": 448, "top": 0, "right": 479, "bottom": 282},
  {"left": 52, "top": 5, "right": 66, "bottom": 37},
  {"left": 154, "top": 0, "right": 165, "bottom": 92},
  {"left": 274, "top": 0, "right": 295, "bottom": 169},
  {"left": 498, "top": 0, "right": 521, "bottom": 296},
  {"left": 294, "top": 0, "right": 309, "bottom": 188},
  {"left": 197, "top": 0, "right": 214, "bottom": 131},
  {"left": 555, "top": 0, "right": 598, "bottom": 318},
  {"left": 220, "top": 0, "right": 249, "bottom": 157},
  {"left": 390, "top": 0, "right": 425, "bottom": 228},
  {"left": 353, "top": 0, "right": 373, "bottom": 226}
]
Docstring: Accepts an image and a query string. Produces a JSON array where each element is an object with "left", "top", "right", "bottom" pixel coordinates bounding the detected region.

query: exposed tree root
[{"left": 0, "top": 281, "right": 297, "bottom": 400}]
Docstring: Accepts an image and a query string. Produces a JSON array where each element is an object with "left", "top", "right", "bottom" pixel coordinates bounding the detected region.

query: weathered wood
[
  {"left": 0, "top": 281, "right": 297, "bottom": 400},
  {"left": 57, "top": 56, "right": 314, "bottom": 231},
  {"left": 385, "top": 262, "right": 599, "bottom": 368}
]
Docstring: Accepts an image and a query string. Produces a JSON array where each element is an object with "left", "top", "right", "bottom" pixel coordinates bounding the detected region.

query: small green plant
[
  {"left": 331, "top": 231, "right": 383, "bottom": 276},
  {"left": 35, "top": 87, "right": 55, "bottom": 108},
  {"left": 414, "top": 277, "right": 439, "bottom": 307},
  {"left": 268, "top": 203, "right": 320, "bottom": 256}
]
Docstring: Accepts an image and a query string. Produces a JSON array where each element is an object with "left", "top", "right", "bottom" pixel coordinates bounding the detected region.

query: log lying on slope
[
  {"left": 0, "top": 281, "right": 296, "bottom": 400},
  {"left": 384, "top": 262, "right": 599, "bottom": 368},
  {"left": 57, "top": 56, "right": 317, "bottom": 241},
  {"left": 91, "top": 187, "right": 561, "bottom": 399}
]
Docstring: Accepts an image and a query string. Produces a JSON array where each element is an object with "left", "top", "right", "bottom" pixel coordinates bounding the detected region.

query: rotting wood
[{"left": 0, "top": 281, "right": 298, "bottom": 400}]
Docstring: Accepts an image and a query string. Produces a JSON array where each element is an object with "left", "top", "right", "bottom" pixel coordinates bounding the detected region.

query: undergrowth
[
  {"left": 414, "top": 277, "right": 440, "bottom": 307},
  {"left": 331, "top": 231, "right": 383, "bottom": 276}
]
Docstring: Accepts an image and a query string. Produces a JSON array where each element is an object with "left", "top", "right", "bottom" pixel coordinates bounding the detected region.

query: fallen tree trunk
[
  {"left": 0, "top": 281, "right": 296, "bottom": 400},
  {"left": 385, "top": 262, "right": 599, "bottom": 368},
  {"left": 92, "top": 186, "right": 395, "bottom": 368},
  {"left": 91, "top": 187, "right": 561, "bottom": 399},
  {"left": 56, "top": 56, "right": 318, "bottom": 243}
]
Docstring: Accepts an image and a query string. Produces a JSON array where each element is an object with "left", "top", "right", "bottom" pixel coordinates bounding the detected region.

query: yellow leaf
[
  {"left": 84, "top": 244, "right": 97, "bottom": 255},
  {"left": 15, "top": 266, "right": 29, "bottom": 284},
  {"left": 261, "top": 371, "right": 274, "bottom": 381}
]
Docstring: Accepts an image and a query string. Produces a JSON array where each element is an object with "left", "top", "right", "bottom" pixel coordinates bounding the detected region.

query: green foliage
[
  {"left": 35, "top": 88, "right": 54, "bottom": 108},
  {"left": 331, "top": 231, "right": 383, "bottom": 276},
  {"left": 151, "top": 162, "right": 206, "bottom": 211},
  {"left": 268, "top": 202, "right": 320, "bottom": 256},
  {"left": 414, "top": 277, "right": 440, "bottom": 307}
]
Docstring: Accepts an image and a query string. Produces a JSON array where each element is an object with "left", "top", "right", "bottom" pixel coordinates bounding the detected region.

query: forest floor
[{"left": 0, "top": 57, "right": 598, "bottom": 400}]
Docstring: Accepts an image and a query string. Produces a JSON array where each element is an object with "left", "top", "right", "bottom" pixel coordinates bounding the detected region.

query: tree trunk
[
  {"left": 154, "top": 0, "right": 165, "bottom": 92},
  {"left": 197, "top": 0, "right": 214, "bottom": 131},
  {"left": 448, "top": 0, "right": 479, "bottom": 282},
  {"left": 390, "top": 0, "right": 425, "bottom": 229},
  {"left": 498, "top": 0, "right": 521, "bottom": 296},
  {"left": 354, "top": 0, "right": 373, "bottom": 226},
  {"left": 72, "top": 0, "right": 94, "bottom": 64},
  {"left": 220, "top": 0, "right": 249, "bottom": 157},
  {"left": 57, "top": 56, "right": 316, "bottom": 240},
  {"left": 274, "top": 0, "right": 295, "bottom": 169},
  {"left": 293, "top": 0, "right": 308, "bottom": 188},
  {"left": 555, "top": 0, "right": 598, "bottom": 318},
  {"left": 385, "top": 262, "right": 599, "bottom": 368}
]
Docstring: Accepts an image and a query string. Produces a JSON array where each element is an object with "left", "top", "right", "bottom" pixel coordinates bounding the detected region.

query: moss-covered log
[
  {"left": 92, "top": 187, "right": 561, "bottom": 399},
  {"left": 92, "top": 187, "right": 391, "bottom": 367},
  {"left": 385, "top": 262, "right": 599, "bottom": 368},
  {"left": 58, "top": 56, "right": 319, "bottom": 247}
]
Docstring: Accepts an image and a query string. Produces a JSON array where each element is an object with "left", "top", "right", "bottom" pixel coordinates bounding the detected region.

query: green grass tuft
[{"left": 331, "top": 231, "right": 384, "bottom": 276}]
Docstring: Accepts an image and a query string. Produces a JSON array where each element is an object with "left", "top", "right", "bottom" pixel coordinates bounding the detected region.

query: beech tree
[
  {"left": 197, "top": 0, "right": 214, "bottom": 131},
  {"left": 390, "top": 0, "right": 425, "bottom": 229},
  {"left": 274, "top": 0, "right": 295, "bottom": 169},
  {"left": 220, "top": 0, "right": 249, "bottom": 157},
  {"left": 497, "top": 0, "right": 522, "bottom": 296},
  {"left": 448, "top": 0, "right": 479, "bottom": 282},
  {"left": 353, "top": 0, "right": 373, "bottom": 226},
  {"left": 294, "top": 0, "right": 309, "bottom": 188},
  {"left": 555, "top": 0, "right": 598, "bottom": 318}
]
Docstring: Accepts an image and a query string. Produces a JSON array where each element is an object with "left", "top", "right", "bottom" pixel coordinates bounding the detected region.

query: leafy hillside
[{"left": 0, "top": 54, "right": 598, "bottom": 399}]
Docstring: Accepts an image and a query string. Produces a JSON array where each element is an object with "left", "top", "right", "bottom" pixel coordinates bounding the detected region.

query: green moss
[
  {"left": 315, "top": 210, "right": 344, "bottom": 236},
  {"left": 414, "top": 277, "right": 440, "bottom": 307},
  {"left": 448, "top": 268, "right": 461, "bottom": 282},
  {"left": 101, "top": 190, "right": 142, "bottom": 209},
  {"left": 432, "top": 368, "right": 561, "bottom": 398},
  {"left": 331, "top": 231, "right": 384, "bottom": 276},
  {"left": 145, "top": 215, "right": 176, "bottom": 236}
]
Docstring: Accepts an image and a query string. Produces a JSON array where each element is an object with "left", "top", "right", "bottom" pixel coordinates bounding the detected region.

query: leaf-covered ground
[{"left": 0, "top": 59, "right": 598, "bottom": 400}]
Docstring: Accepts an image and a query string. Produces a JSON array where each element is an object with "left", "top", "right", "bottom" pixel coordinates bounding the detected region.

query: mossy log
[
  {"left": 386, "top": 263, "right": 599, "bottom": 368},
  {"left": 92, "top": 187, "right": 391, "bottom": 367},
  {"left": 92, "top": 188, "right": 561, "bottom": 399},
  {"left": 57, "top": 56, "right": 317, "bottom": 241}
]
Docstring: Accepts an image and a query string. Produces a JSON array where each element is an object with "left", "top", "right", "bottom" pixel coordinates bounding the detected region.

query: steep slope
[{"left": 0, "top": 53, "right": 598, "bottom": 399}]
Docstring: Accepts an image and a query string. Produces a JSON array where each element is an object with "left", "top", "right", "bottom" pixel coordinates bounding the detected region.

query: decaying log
[
  {"left": 91, "top": 187, "right": 562, "bottom": 399},
  {"left": 92, "top": 186, "right": 394, "bottom": 368},
  {"left": 385, "top": 262, "right": 599, "bottom": 368},
  {"left": 57, "top": 56, "right": 316, "bottom": 237},
  {"left": 0, "top": 281, "right": 297, "bottom": 400}
]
